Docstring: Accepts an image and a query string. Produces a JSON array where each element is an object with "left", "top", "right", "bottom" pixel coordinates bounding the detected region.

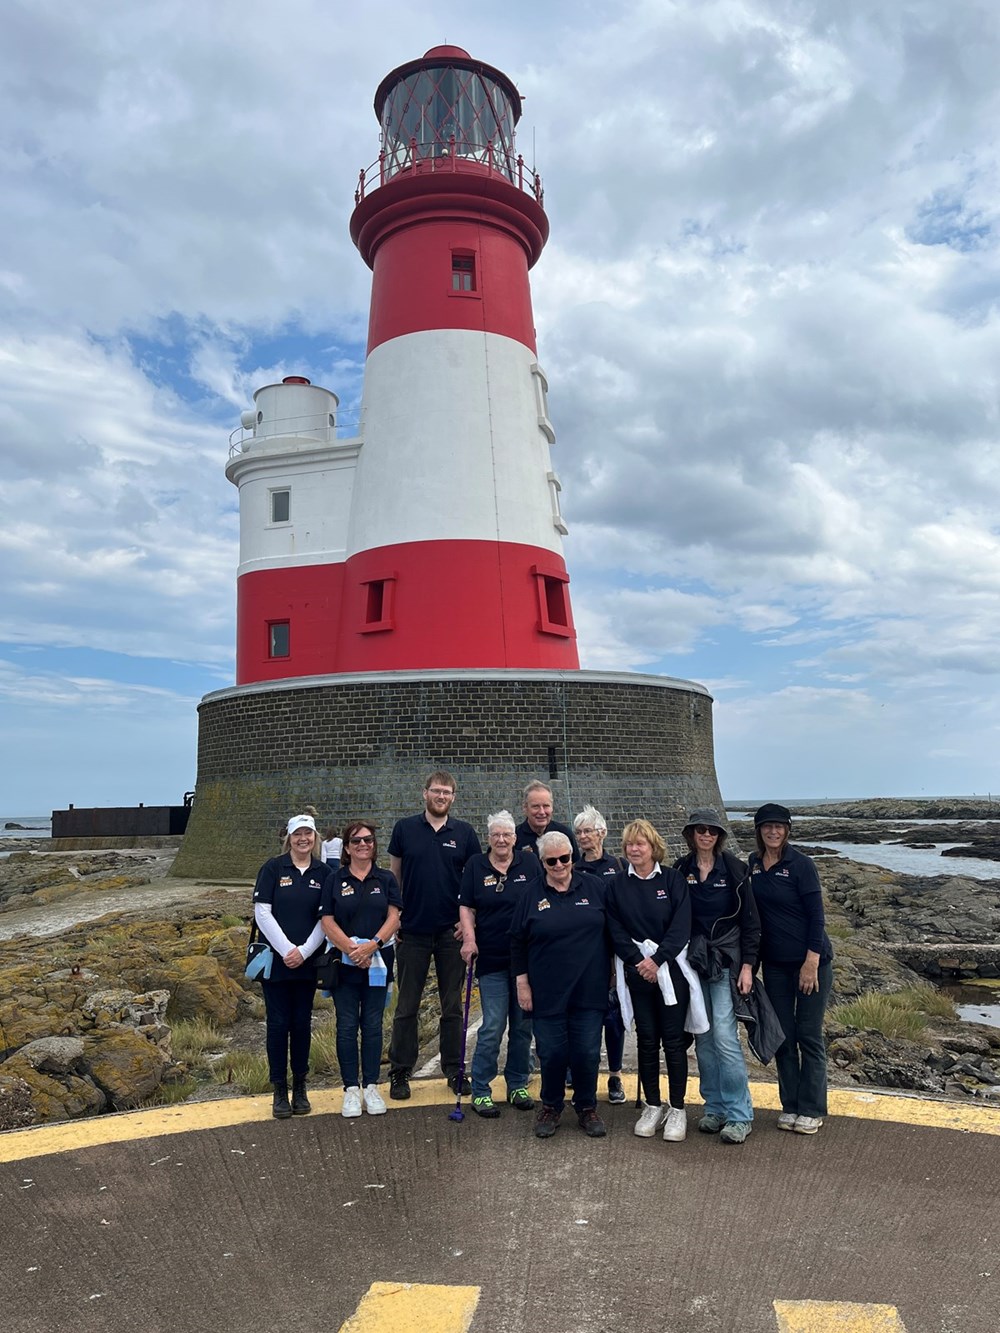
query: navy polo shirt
[
  {"left": 750, "top": 846, "right": 833, "bottom": 966},
  {"left": 320, "top": 864, "right": 402, "bottom": 977},
  {"left": 574, "top": 850, "right": 624, "bottom": 879},
  {"left": 387, "top": 812, "right": 482, "bottom": 935},
  {"left": 252, "top": 854, "right": 326, "bottom": 981},
  {"left": 678, "top": 852, "right": 737, "bottom": 938},
  {"left": 458, "top": 851, "right": 541, "bottom": 976},
  {"left": 514, "top": 818, "right": 579, "bottom": 860},
  {"left": 509, "top": 872, "right": 609, "bottom": 1018}
]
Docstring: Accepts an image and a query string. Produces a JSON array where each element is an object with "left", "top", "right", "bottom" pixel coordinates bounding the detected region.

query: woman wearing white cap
[{"left": 252, "top": 814, "right": 328, "bottom": 1119}]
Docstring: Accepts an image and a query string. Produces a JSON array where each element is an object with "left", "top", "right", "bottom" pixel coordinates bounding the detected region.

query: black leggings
[
  {"left": 626, "top": 963, "right": 689, "bottom": 1108},
  {"left": 261, "top": 978, "right": 315, "bottom": 1083}
]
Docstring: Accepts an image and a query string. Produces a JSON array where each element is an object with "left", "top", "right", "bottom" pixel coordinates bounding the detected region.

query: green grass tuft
[
  {"left": 170, "top": 1017, "right": 225, "bottom": 1064},
  {"left": 214, "top": 1050, "right": 271, "bottom": 1094},
  {"left": 831, "top": 985, "right": 956, "bottom": 1039}
]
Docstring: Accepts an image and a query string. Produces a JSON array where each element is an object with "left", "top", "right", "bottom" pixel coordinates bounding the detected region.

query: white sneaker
[
  {"left": 634, "top": 1103, "right": 667, "bottom": 1137},
  {"left": 662, "top": 1106, "right": 687, "bottom": 1142},
  {"left": 776, "top": 1112, "right": 798, "bottom": 1132},
  {"left": 363, "top": 1084, "right": 387, "bottom": 1115},
  {"left": 793, "top": 1115, "right": 823, "bottom": 1135},
  {"left": 342, "top": 1086, "right": 362, "bottom": 1118}
]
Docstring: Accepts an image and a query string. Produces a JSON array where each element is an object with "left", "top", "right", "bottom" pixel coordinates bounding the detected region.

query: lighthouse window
[
  {"left": 270, "top": 489, "right": 290, "bottom": 524},
  {"left": 451, "top": 253, "right": 476, "bottom": 292},
  {"left": 268, "top": 621, "right": 290, "bottom": 658},
  {"left": 532, "top": 566, "right": 574, "bottom": 639},
  {"left": 360, "top": 573, "right": 397, "bottom": 633}
]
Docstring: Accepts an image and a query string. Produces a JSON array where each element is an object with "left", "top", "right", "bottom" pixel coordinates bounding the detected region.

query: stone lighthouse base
[{"left": 171, "top": 669, "right": 725, "bottom": 880}]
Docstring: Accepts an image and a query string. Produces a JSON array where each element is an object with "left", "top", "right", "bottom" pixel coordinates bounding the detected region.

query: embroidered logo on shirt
[
  {"left": 537, "top": 897, "right": 551, "bottom": 911},
  {"left": 308, "top": 880, "right": 322, "bottom": 889},
  {"left": 340, "top": 884, "right": 355, "bottom": 896},
  {"left": 656, "top": 888, "right": 667, "bottom": 899},
  {"left": 484, "top": 875, "right": 498, "bottom": 886},
  {"left": 686, "top": 874, "right": 697, "bottom": 884},
  {"left": 370, "top": 886, "right": 382, "bottom": 895},
  {"left": 279, "top": 876, "right": 293, "bottom": 887},
  {"left": 443, "top": 839, "right": 457, "bottom": 849},
  {"left": 776, "top": 869, "right": 790, "bottom": 878},
  {"left": 575, "top": 897, "right": 590, "bottom": 906}
]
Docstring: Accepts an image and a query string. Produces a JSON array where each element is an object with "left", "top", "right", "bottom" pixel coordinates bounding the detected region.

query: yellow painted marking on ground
[
  {"left": 774, "top": 1299, "right": 906, "bottom": 1331},
  {"left": 1, "top": 1073, "right": 998, "bottom": 1164},
  {"left": 338, "top": 1282, "right": 480, "bottom": 1333}
]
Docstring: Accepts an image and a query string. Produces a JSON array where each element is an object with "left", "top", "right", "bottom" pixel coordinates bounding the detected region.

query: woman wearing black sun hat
[{"left": 748, "top": 803, "right": 833, "bottom": 1135}]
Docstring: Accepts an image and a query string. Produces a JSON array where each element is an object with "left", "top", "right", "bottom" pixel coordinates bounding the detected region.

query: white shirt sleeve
[
  {"left": 299, "top": 922, "right": 326, "bottom": 959},
  {"left": 255, "top": 901, "right": 295, "bottom": 957}
]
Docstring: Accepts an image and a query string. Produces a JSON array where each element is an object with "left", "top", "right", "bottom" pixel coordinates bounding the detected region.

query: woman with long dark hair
[
  {"left": 749, "top": 803, "right": 833, "bottom": 1134},
  {"left": 320, "top": 821, "right": 401, "bottom": 1118}
]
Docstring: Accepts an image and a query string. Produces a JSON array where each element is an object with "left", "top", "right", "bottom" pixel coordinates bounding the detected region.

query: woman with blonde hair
[{"left": 606, "top": 818, "right": 696, "bottom": 1142}]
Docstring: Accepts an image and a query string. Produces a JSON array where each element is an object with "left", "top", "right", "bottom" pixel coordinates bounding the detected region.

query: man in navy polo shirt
[
  {"left": 387, "top": 770, "right": 482, "bottom": 1100},
  {"left": 514, "top": 780, "right": 579, "bottom": 860}
]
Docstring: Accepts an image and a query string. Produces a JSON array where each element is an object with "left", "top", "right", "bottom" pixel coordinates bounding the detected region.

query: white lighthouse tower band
[{"left": 176, "top": 45, "right": 724, "bottom": 876}]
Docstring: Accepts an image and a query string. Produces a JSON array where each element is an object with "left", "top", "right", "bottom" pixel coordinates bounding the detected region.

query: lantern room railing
[{"left": 354, "top": 137, "right": 544, "bottom": 206}]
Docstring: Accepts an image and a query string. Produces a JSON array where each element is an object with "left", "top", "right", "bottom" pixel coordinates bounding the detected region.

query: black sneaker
[
  {"left": 449, "top": 1073, "right": 472, "bottom": 1096},
  {"left": 472, "top": 1095, "right": 501, "bottom": 1118},
  {"left": 534, "top": 1105, "right": 562, "bottom": 1138},
  {"left": 389, "top": 1069, "right": 411, "bottom": 1100},
  {"left": 607, "top": 1075, "right": 626, "bottom": 1104},
  {"left": 577, "top": 1107, "right": 608, "bottom": 1138}
]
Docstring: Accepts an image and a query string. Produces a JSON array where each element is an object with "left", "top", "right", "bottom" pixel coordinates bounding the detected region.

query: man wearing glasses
[{"left": 386, "top": 770, "right": 482, "bottom": 1100}]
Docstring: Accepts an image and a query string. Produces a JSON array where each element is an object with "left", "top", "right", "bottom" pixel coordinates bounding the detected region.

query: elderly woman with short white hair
[
  {"left": 573, "top": 804, "right": 627, "bottom": 1105},
  {"left": 510, "top": 830, "right": 611, "bottom": 1140},
  {"left": 458, "top": 810, "right": 541, "bottom": 1118}
]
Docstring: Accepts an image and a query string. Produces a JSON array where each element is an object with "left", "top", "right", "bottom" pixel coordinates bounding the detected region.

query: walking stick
[{"left": 448, "top": 961, "right": 476, "bottom": 1122}]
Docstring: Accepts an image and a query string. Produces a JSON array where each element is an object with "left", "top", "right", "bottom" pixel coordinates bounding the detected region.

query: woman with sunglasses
[
  {"left": 253, "top": 813, "right": 329, "bottom": 1119},
  {"left": 320, "top": 821, "right": 401, "bottom": 1118},
  {"left": 458, "top": 810, "right": 541, "bottom": 1118},
  {"left": 675, "top": 808, "right": 758, "bottom": 1145},
  {"left": 510, "top": 831, "right": 611, "bottom": 1140},
  {"left": 606, "top": 818, "right": 694, "bottom": 1143}
]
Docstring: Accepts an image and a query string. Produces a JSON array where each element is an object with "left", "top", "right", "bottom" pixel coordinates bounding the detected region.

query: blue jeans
[
  {"left": 333, "top": 969, "right": 389, "bottom": 1087},
  {"left": 695, "top": 973, "right": 754, "bottom": 1123},
  {"left": 532, "top": 1008, "right": 604, "bottom": 1113},
  {"left": 261, "top": 978, "right": 315, "bottom": 1084},
  {"left": 762, "top": 961, "right": 833, "bottom": 1118},
  {"left": 471, "top": 969, "right": 532, "bottom": 1098}
]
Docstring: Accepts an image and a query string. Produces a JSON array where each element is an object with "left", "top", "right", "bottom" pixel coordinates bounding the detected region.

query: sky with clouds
[{"left": 3, "top": 0, "right": 1000, "bottom": 813}]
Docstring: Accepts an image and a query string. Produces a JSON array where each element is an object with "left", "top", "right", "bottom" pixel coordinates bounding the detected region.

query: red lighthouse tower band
[{"left": 229, "top": 45, "right": 578, "bottom": 683}]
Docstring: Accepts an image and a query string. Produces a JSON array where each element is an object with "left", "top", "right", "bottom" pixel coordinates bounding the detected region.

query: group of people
[{"left": 251, "top": 775, "right": 834, "bottom": 1142}]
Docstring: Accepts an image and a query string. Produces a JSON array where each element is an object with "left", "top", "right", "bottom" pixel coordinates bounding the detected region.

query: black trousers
[
  {"left": 261, "top": 977, "right": 315, "bottom": 1083},
  {"left": 388, "top": 929, "right": 466, "bottom": 1077},
  {"left": 626, "top": 963, "right": 689, "bottom": 1108}
]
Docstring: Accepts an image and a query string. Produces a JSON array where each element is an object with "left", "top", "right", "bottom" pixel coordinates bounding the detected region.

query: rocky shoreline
[{"left": 1, "top": 833, "right": 998, "bottom": 1127}]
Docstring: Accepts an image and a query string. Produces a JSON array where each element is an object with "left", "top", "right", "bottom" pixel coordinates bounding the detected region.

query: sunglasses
[
  {"left": 543, "top": 853, "right": 573, "bottom": 867},
  {"left": 693, "top": 825, "right": 719, "bottom": 836},
  {"left": 349, "top": 835, "right": 374, "bottom": 845}
]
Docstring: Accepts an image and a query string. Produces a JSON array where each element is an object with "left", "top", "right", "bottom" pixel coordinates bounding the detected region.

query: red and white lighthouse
[{"left": 228, "top": 45, "right": 578, "bottom": 684}]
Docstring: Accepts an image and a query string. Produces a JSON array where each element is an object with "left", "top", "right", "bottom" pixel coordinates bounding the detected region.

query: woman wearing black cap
[
  {"left": 749, "top": 803, "right": 833, "bottom": 1134},
  {"left": 675, "top": 808, "right": 758, "bottom": 1145}
]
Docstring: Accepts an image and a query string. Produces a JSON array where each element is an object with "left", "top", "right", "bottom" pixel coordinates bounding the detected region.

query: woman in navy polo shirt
[
  {"left": 459, "top": 809, "right": 541, "bottom": 1118},
  {"left": 573, "top": 804, "right": 627, "bottom": 1106},
  {"left": 320, "top": 821, "right": 401, "bottom": 1118},
  {"left": 749, "top": 803, "right": 833, "bottom": 1135},
  {"left": 511, "top": 830, "right": 611, "bottom": 1140},
  {"left": 606, "top": 818, "right": 693, "bottom": 1144},
  {"left": 253, "top": 814, "right": 328, "bottom": 1119}
]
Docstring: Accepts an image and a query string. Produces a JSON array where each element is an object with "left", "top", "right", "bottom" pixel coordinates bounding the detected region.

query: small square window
[
  {"left": 532, "top": 565, "right": 575, "bottom": 639},
  {"left": 360, "top": 574, "right": 396, "bottom": 633},
  {"left": 270, "top": 489, "right": 290, "bottom": 524},
  {"left": 451, "top": 253, "right": 476, "bottom": 292},
  {"left": 269, "top": 621, "right": 290, "bottom": 658}
]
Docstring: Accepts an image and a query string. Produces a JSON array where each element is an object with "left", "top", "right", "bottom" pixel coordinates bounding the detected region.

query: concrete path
[{"left": 2, "top": 1078, "right": 997, "bottom": 1333}]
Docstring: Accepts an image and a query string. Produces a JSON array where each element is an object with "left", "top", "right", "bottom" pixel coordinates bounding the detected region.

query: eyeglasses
[
  {"left": 491, "top": 831, "right": 514, "bottom": 839},
  {"left": 349, "top": 835, "right": 374, "bottom": 845},
  {"left": 693, "top": 825, "right": 719, "bottom": 836},
  {"left": 426, "top": 787, "right": 455, "bottom": 797},
  {"left": 544, "top": 853, "right": 573, "bottom": 867}
]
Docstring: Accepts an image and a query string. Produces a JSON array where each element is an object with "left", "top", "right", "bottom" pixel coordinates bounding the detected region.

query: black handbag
[{"left": 315, "top": 943, "right": 340, "bottom": 990}]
